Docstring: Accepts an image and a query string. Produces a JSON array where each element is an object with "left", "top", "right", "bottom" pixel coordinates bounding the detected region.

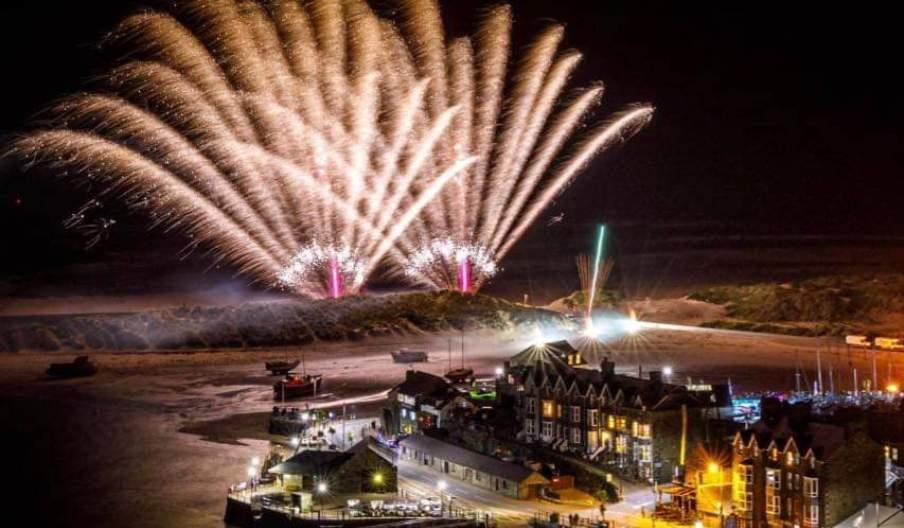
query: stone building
[
  {"left": 399, "top": 434, "right": 549, "bottom": 499},
  {"left": 729, "top": 399, "right": 884, "bottom": 528},
  {"left": 498, "top": 341, "right": 732, "bottom": 483}
]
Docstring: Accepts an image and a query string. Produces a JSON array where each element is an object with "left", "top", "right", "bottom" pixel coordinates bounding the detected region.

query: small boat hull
[
  {"left": 47, "top": 356, "right": 97, "bottom": 379},
  {"left": 274, "top": 374, "right": 323, "bottom": 400},
  {"left": 391, "top": 349, "right": 428, "bottom": 363},
  {"left": 265, "top": 360, "right": 300, "bottom": 375}
]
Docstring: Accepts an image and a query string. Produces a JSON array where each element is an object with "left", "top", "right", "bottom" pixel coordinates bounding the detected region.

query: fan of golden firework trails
[
  {"left": 9, "top": 0, "right": 653, "bottom": 297},
  {"left": 576, "top": 252, "right": 614, "bottom": 309}
]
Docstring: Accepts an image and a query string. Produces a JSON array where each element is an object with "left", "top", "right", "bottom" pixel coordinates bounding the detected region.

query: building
[
  {"left": 399, "top": 434, "right": 549, "bottom": 499},
  {"left": 384, "top": 370, "right": 459, "bottom": 435},
  {"left": 499, "top": 342, "right": 732, "bottom": 483},
  {"left": 729, "top": 399, "right": 884, "bottom": 528},
  {"left": 268, "top": 438, "right": 397, "bottom": 494}
]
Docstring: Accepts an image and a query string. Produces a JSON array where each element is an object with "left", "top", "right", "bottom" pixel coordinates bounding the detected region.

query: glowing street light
[
  {"left": 663, "top": 366, "right": 674, "bottom": 379},
  {"left": 437, "top": 480, "right": 448, "bottom": 516},
  {"left": 694, "top": 520, "right": 704, "bottom": 528},
  {"left": 372, "top": 472, "right": 384, "bottom": 485},
  {"left": 290, "top": 437, "right": 300, "bottom": 448},
  {"left": 316, "top": 482, "right": 328, "bottom": 494},
  {"left": 887, "top": 383, "right": 900, "bottom": 394},
  {"left": 246, "top": 466, "right": 257, "bottom": 479},
  {"left": 494, "top": 366, "right": 505, "bottom": 377},
  {"left": 251, "top": 456, "right": 260, "bottom": 467}
]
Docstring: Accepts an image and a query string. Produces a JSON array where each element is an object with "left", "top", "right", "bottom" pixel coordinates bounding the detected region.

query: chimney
[{"left": 600, "top": 357, "right": 615, "bottom": 377}]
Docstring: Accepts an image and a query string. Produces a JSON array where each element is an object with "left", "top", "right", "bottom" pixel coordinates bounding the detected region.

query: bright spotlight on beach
[
  {"left": 531, "top": 328, "right": 547, "bottom": 347},
  {"left": 582, "top": 319, "right": 598, "bottom": 338},
  {"left": 624, "top": 314, "right": 641, "bottom": 335}
]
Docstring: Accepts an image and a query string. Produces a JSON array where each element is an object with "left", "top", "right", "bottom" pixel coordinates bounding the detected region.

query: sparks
[{"left": 10, "top": 0, "right": 651, "bottom": 297}]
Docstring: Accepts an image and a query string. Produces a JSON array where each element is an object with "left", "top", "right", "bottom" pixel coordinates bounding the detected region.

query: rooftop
[{"left": 400, "top": 434, "right": 547, "bottom": 484}]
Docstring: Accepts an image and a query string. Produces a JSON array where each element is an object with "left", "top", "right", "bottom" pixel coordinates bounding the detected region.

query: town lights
[
  {"left": 707, "top": 462, "right": 719, "bottom": 474},
  {"left": 694, "top": 520, "right": 704, "bottom": 528},
  {"left": 887, "top": 383, "right": 900, "bottom": 394},
  {"left": 316, "top": 482, "right": 328, "bottom": 494},
  {"left": 372, "top": 472, "right": 384, "bottom": 485},
  {"left": 663, "top": 365, "right": 674, "bottom": 379},
  {"left": 290, "top": 437, "right": 300, "bottom": 447},
  {"left": 495, "top": 366, "right": 504, "bottom": 377},
  {"left": 437, "top": 480, "right": 447, "bottom": 491},
  {"left": 251, "top": 456, "right": 260, "bottom": 467},
  {"left": 301, "top": 412, "right": 310, "bottom": 421},
  {"left": 246, "top": 466, "right": 257, "bottom": 479}
]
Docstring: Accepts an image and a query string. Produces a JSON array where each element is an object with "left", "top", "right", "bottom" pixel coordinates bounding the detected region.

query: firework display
[{"left": 11, "top": 0, "right": 652, "bottom": 297}]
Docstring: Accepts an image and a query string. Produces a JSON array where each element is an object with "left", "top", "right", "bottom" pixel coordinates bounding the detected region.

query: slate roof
[
  {"left": 513, "top": 342, "right": 731, "bottom": 411},
  {"left": 400, "top": 434, "right": 547, "bottom": 484},
  {"left": 268, "top": 449, "right": 351, "bottom": 476},
  {"left": 738, "top": 420, "right": 847, "bottom": 461},
  {"left": 394, "top": 370, "right": 451, "bottom": 398}
]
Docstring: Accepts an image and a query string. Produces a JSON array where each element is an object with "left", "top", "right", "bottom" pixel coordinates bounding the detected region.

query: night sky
[{"left": 1, "top": 1, "right": 902, "bottom": 297}]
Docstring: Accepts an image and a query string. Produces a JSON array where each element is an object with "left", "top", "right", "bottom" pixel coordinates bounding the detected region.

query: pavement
[{"left": 396, "top": 458, "right": 663, "bottom": 527}]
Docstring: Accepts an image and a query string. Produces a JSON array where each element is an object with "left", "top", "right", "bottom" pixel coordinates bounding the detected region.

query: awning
[{"left": 659, "top": 484, "right": 696, "bottom": 497}]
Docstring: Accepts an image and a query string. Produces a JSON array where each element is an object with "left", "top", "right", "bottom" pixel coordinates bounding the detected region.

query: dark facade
[
  {"left": 729, "top": 400, "right": 884, "bottom": 528},
  {"left": 384, "top": 370, "right": 458, "bottom": 435},
  {"left": 498, "top": 342, "right": 732, "bottom": 484}
]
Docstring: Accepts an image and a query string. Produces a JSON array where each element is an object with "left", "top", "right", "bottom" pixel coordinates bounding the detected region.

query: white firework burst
[
  {"left": 404, "top": 238, "right": 498, "bottom": 292},
  {"left": 276, "top": 242, "right": 367, "bottom": 299}
]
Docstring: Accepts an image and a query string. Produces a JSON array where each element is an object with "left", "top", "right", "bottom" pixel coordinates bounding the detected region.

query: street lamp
[
  {"left": 317, "top": 482, "right": 328, "bottom": 494},
  {"left": 290, "top": 436, "right": 300, "bottom": 448},
  {"left": 372, "top": 472, "right": 384, "bottom": 489},
  {"left": 251, "top": 456, "right": 261, "bottom": 467},
  {"left": 247, "top": 465, "right": 258, "bottom": 497},
  {"left": 663, "top": 366, "right": 673, "bottom": 379},
  {"left": 437, "top": 480, "right": 447, "bottom": 516},
  {"left": 495, "top": 366, "right": 504, "bottom": 377}
]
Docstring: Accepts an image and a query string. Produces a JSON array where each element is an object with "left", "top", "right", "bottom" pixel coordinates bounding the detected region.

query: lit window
[
  {"left": 607, "top": 415, "right": 615, "bottom": 429},
  {"left": 527, "top": 398, "right": 537, "bottom": 415},
  {"left": 542, "top": 400, "right": 555, "bottom": 418},
  {"left": 588, "top": 409, "right": 599, "bottom": 427},
  {"left": 525, "top": 419, "right": 536, "bottom": 436}
]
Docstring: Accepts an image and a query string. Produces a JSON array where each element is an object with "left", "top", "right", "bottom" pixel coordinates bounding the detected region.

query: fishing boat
[
  {"left": 46, "top": 356, "right": 97, "bottom": 378},
  {"left": 391, "top": 349, "right": 428, "bottom": 363},
  {"left": 265, "top": 360, "right": 300, "bottom": 375},
  {"left": 274, "top": 373, "right": 323, "bottom": 400}
]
